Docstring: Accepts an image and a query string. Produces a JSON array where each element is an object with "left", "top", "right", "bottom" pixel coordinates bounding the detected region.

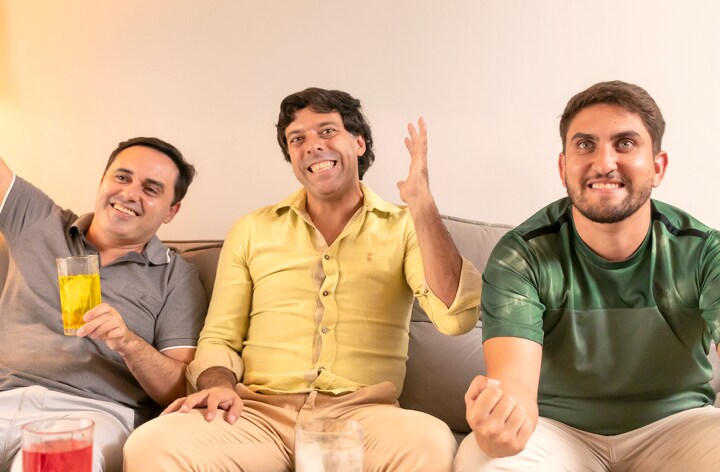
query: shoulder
[{"left": 651, "top": 200, "right": 716, "bottom": 239}]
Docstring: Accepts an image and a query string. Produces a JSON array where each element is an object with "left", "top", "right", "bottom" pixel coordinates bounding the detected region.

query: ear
[
  {"left": 354, "top": 135, "right": 366, "bottom": 157},
  {"left": 652, "top": 151, "right": 668, "bottom": 187},
  {"left": 558, "top": 152, "right": 567, "bottom": 188},
  {"left": 162, "top": 202, "right": 181, "bottom": 224}
]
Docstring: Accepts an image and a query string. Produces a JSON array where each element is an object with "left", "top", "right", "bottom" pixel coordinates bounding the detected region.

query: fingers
[
  {"left": 224, "top": 397, "right": 245, "bottom": 425},
  {"left": 162, "top": 396, "right": 188, "bottom": 415},
  {"left": 404, "top": 117, "right": 428, "bottom": 154},
  {"left": 465, "top": 376, "right": 501, "bottom": 405}
]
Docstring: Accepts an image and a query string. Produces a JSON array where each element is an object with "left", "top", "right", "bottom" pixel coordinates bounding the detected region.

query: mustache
[{"left": 581, "top": 172, "right": 628, "bottom": 187}]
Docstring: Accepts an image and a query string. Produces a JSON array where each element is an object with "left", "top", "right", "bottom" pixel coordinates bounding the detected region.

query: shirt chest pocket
[{"left": 102, "top": 282, "right": 164, "bottom": 344}]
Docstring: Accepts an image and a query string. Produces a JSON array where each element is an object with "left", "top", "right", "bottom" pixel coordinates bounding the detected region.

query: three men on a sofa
[
  {"left": 123, "top": 87, "right": 483, "bottom": 471},
  {"left": 0, "top": 138, "right": 207, "bottom": 471},
  {"left": 455, "top": 81, "right": 720, "bottom": 471}
]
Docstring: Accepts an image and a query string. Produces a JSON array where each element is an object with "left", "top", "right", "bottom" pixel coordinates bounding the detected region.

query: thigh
[
  {"left": 341, "top": 404, "right": 457, "bottom": 472},
  {"left": 454, "top": 417, "right": 610, "bottom": 472},
  {"left": 124, "top": 408, "right": 293, "bottom": 472},
  {"left": 2, "top": 387, "right": 132, "bottom": 472},
  {"left": 613, "top": 406, "right": 720, "bottom": 472}
]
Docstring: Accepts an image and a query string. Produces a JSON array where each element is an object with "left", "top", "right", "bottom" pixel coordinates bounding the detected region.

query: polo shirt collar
[
  {"left": 69, "top": 213, "right": 172, "bottom": 265},
  {"left": 273, "top": 183, "right": 400, "bottom": 217}
]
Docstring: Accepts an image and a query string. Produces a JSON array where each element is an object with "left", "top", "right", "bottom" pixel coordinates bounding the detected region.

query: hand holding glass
[{"left": 56, "top": 255, "right": 101, "bottom": 336}]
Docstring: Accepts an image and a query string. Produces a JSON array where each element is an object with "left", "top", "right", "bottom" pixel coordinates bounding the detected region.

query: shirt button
[
  {"left": 322, "top": 291, "right": 329, "bottom": 296},
  {"left": 321, "top": 327, "right": 329, "bottom": 334},
  {"left": 324, "top": 254, "right": 330, "bottom": 260}
]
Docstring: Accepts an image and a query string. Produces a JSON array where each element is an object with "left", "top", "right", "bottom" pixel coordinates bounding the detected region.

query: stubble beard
[{"left": 566, "top": 175, "right": 653, "bottom": 224}]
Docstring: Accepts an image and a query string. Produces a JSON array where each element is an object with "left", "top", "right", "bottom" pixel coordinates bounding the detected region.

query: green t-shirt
[{"left": 482, "top": 198, "right": 720, "bottom": 435}]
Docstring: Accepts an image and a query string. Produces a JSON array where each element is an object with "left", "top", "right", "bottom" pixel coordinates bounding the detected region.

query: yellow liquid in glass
[{"left": 58, "top": 274, "right": 101, "bottom": 335}]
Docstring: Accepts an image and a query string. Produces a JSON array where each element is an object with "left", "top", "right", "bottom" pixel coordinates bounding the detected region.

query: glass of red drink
[{"left": 21, "top": 418, "right": 94, "bottom": 472}]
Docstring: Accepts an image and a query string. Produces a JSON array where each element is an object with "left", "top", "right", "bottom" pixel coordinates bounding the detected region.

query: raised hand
[{"left": 397, "top": 117, "right": 432, "bottom": 206}]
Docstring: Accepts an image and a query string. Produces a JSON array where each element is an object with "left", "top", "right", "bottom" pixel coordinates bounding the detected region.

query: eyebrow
[
  {"left": 114, "top": 167, "right": 166, "bottom": 192},
  {"left": 570, "top": 130, "right": 642, "bottom": 142},
  {"left": 286, "top": 120, "right": 341, "bottom": 138}
]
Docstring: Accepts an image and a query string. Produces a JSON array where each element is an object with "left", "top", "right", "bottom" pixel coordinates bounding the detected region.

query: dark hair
[
  {"left": 276, "top": 87, "right": 375, "bottom": 179},
  {"left": 559, "top": 80, "right": 666, "bottom": 155},
  {"left": 104, "top": 137, "right": 196, "bottom": 205}
]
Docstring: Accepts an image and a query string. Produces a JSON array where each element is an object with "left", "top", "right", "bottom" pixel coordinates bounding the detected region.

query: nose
[
  {"left": 304, "top": 133, "right": 325, "bottom": 154},
  {"left": 119, "top": 183, "right": 140, "bottom": 201},
  {"left": 592, "top": 144, "right": 619, "bottom": 175}
]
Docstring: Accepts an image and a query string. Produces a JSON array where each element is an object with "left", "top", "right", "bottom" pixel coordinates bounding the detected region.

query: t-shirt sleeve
[
  {"left": 0, "top": 177, "right": 66, "bottom": 239},
  {"left": 699, "top": 231, "right": 720, "bottom": 344},
  {"left": 481, "top": 231, "right": 545, "bottom": 344},
  {"left": 153, "top": 259, "right": 208, "bottom": 351}
]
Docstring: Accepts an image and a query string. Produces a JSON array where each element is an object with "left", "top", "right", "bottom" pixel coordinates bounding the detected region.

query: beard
[{"left": 566, "top": 174, "right": 653, "bottom": 224}]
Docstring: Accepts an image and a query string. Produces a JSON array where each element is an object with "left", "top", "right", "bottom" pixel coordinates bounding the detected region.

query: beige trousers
[
  {"left": 454, "top": 406, "right": 720, "bottom": 472},
  {"left": 123, "top": 381, "right": 456, "bottom": 472}
]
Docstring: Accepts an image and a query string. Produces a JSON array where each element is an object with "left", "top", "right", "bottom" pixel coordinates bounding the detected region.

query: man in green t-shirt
[{"left": 455, "top": 81, "right": 720, "bottom": 472}]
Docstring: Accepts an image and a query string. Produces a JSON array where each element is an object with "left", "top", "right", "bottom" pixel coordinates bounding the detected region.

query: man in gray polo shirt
[{"left": 0, "top": 137, "right": 208, "bottom": 471}]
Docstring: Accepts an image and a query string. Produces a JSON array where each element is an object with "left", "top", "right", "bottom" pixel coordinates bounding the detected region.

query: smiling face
[
  {"left": 559, "top": 103, "right": 667, "bottom": 224},
  {"left": 90, "top": 145, "right": 180, "bottom": 247},
  {"left": 285, "top": 108, "right": 366, "bottom": 207}
]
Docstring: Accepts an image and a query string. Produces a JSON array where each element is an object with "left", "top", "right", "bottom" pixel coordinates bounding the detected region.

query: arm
[
  {"left": 397, "top": 118, "right": 461, "bottom": 306},
  {"left": 466, "top": 336, "right": 541, "bottom": 458},
  {"left": 76, "top": 303, "right": 192, "bottom": 406},
  {"left": 0, "top": 156, "right": 14, "bottom": 203},
  {"left": 164, "top": 220, "right": 253, "bottom": 423}
]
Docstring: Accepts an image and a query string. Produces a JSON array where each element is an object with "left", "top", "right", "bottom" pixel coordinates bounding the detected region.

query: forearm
[
  {"left": 0, "top": 157, "right": 14, "bottom": 202},
  {"left": 118, "top": 334, "right": 189, "bottom": 406},
  {"left": 407, "top": 194, "right": 462, "bottom": 306}
]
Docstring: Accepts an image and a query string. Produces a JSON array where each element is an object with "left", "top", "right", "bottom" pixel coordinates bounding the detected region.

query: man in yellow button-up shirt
[{"left": 125, "top": 88, "right": 482, "bottom": 472}]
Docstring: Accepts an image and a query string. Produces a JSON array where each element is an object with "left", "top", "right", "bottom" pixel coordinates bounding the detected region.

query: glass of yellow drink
[{"left": 56, "top": 255, "right": 101, "bottom": 336}]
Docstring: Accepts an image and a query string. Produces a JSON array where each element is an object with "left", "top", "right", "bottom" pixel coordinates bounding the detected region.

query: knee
[
  {"left": 123, "top": 414, "right": 184, "bottom": 469},
  {"left": 377, "top": 415, "right": 457, "bottom": 472}
]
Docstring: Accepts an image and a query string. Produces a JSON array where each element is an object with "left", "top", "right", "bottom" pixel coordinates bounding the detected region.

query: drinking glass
[
  {"left": 21, "top": 417, "right": 94, "bottom": 472},
  {"left": 56, "top": 255, "right": 101, "bottom": 335},
  {"left": 295, "top": 418, "right": 363, "bottom": 472}
]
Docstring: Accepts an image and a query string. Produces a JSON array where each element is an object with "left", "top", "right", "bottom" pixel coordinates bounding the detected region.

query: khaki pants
[
  {"left": 454, "top": 406, "right": 720, "bottom": 472},
  {"left": 124, "top": 381, "right": 456, "bottom": 472}
]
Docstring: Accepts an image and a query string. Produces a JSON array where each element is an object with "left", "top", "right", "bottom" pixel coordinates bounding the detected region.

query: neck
[
  {"left": 85, "top": 223, "right": 147, "bottom": 266},
  {"left": 306, "top": 186, "right": 364, "bottom": 246},
  {"left": 572, "top": 202, "right": 652, "bottom": 262}
]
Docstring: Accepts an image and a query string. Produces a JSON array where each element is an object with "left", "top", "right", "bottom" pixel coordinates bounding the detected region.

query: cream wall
[{"left": 0, "top": 0, "right": 718, "bottom": 240}]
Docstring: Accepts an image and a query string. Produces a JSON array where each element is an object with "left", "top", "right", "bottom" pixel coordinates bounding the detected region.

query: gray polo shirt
[{"left": 0, "top": 176, "right": 208, "bottom": 425}]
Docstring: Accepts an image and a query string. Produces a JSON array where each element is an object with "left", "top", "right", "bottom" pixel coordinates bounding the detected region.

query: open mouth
[
  {"left": 308, "top": 161, "right": 337, "bottom": 173},
  {"left": 588, "top": 182, "right": 624, "bottom": 190},
  {"left": 112, "top": 203, "right": 138, "bottom": 216}
]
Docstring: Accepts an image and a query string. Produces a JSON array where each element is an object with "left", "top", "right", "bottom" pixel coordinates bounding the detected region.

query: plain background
[{"left": 0, "top": 1, "right": 718, "bottom": 240}]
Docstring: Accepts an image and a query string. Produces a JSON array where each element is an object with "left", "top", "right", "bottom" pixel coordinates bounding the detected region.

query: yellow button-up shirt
[{"left": 187, "top": 184, "right": 481, "bottom": 395}]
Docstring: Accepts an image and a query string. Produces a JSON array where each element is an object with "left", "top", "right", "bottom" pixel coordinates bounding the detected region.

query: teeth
[
  {"left": 591, "top": 183, "right": 621, "bottom": 190},
  {"left": 113, "top": 203, "right": 137, "bottom": 216},
  {"left": 310, "top": 161, "right": 335, "bottom": 173}
]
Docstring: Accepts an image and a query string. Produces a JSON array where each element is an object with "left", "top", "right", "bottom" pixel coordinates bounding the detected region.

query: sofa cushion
[{"left": 398, "top": 216, "right": 512, "bottom": 434}]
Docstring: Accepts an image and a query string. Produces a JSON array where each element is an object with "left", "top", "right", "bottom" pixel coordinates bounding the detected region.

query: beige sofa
[{"left": 1, "top": 216, "right": 719, "bottom": 443}]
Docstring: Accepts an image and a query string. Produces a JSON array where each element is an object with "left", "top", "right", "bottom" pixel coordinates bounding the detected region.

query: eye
[
  {"left": 288, "top": 136, "right": 303, "bottom": 145},
  {"left": 114, "top": 173, "right": 130, "bottom": 182},
  {"left": 577, "top": 140, "right": 594, "bottom": 151},
  {"left": 616, "top": 139, "right": 636, "bottom": 151},
  {"left": 144, "top": 186, "right": 160, "bottom": 196},
  {"left": 320, "top": 128, "right": 337, "bottom": 136}
]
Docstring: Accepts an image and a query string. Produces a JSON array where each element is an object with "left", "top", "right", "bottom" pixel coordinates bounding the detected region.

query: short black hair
[
  {"left": 276, "top": 87, "right": 375, "bottom": 179},
  {"left": 104, "top": 137, "right": 196, "bottom": 205}
]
